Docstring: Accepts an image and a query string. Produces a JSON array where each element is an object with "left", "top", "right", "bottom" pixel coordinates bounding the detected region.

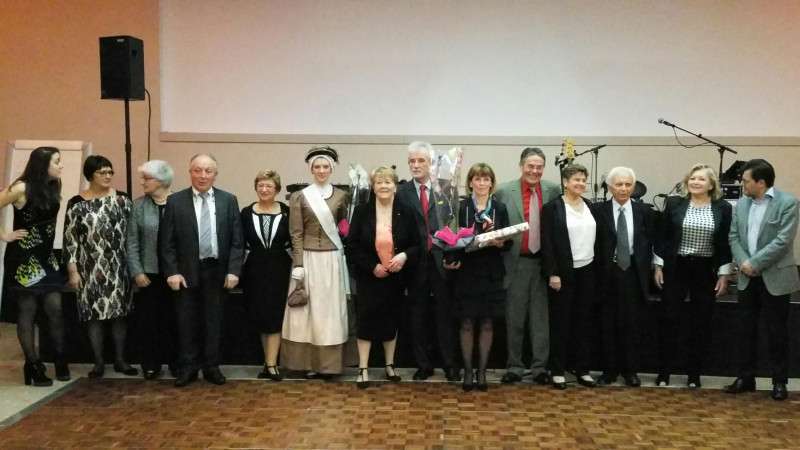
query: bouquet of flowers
[{"left": 429, "top": 147, "right": 474, "bottom": 263}]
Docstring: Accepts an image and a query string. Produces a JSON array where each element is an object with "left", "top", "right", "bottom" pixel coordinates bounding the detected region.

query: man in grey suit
[
  {"left": 160, "top": 154, "right": 244, "bottom": 387},
  {"left": 724, "top": 158, "right": 799, "bottom": 401},
  {"left": 496, "top": 147, "right": 560, "bottom": 384}
]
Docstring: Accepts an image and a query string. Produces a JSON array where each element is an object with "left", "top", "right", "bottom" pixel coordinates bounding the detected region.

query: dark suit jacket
[
  {"left": 541, "top": 196, "right": 594, "bottom": 285},
  {"left": 160, "top": 187, "right": 244, "bottom": 288},
  {"left": 591, "top": 199, "right": 655, "bottom": 301},
  {"left": 396, "top": 180, "right": 446, "bottom": 279},
  {"left": 346, "top": 198, "right": 420, "bottom": 277},
  {"left": 654, "top": 196, "right": 732, "bottom": 273}
]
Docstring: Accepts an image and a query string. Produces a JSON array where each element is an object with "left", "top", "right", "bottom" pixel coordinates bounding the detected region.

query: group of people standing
[{"left": 1, "top": 144, "right": 797, "bottom": 401}]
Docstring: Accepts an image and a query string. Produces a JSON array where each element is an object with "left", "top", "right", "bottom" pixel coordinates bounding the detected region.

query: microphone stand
[
  {"left": 661, "top": 121, "right": 737, "bottom": 177},
  {"left": 574, "top": 144, "right": 606, "bottom": 202}
]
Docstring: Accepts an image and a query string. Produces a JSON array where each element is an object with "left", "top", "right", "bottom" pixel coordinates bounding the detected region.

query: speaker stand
[{"left": 124, "top": 98, "right": 132, "bottom": 196}]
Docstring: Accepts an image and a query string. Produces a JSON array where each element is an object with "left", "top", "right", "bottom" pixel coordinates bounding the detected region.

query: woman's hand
[
  {"left": 443, "top": 261, "right": 461, "bottom": 270},
  {"left": 67, "top": 271, "right": 82, "bottom": 290},
  {"left": 653, "top": 266, "right": 664, "bottom": 289},
  {"left": 0, "top": 228, "right": 28, "bottom": 243},
  {"left": 487, "top": 238, "right": 505, "bottom": 247},
  {"left": 373, "top": 264, "right": 389, "bottom": 278},
  {"left": 549, "top": 276, "right": 562, "bottom": 291},
  {"left": 715, "top": 275, "right": 728, "bottom": 297},
  {"left": 387, "top": 252, "right": 407, "bottom": 273},
  {"left": 134, "top": 274, "right": 151, "bottom": 288}
]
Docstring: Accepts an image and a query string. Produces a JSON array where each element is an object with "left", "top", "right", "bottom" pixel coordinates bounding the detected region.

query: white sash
[{"left": 302, "top": 184, "right": 350, "bottom": 294}]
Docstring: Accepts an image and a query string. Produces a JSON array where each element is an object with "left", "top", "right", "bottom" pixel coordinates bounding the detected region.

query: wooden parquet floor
[{"left": 1, "top": 378, "right": 799, "bottom": 449}]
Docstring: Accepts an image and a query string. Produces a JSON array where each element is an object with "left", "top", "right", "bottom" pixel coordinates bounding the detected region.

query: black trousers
[
  {"left": 175, "top": 259, "right": 227, "bottom": 372},
  {"left": 601, "top": 263, "right": 642, "bottom": 377},
  {"left": 657, "top": 256, "right": 716, "bottom": 378},
  {"left": 136, "top": 273, "right": 179, "bottom": 372},
  {"left": 736, "top": 276, "right": 790, "bottom": 384},
  {"left": 408, "top": 254, "right": 458, "bottom": 370},
  {"left": 548, "top": 263, "right": 595, "bottom": 376}
]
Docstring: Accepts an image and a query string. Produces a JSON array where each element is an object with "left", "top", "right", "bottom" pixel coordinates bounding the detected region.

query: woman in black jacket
[
  {"left": 346, "top": 166, "right": 420, "bottom": 389},
  {"left": 541, "top": 164, "right": 597, "bottom": 389},
  {"left": 653, "top": 163, "right": 732, "bottom": 388}
]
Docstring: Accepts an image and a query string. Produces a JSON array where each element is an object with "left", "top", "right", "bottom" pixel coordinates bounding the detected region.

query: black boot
[{"left": 23, "top": 361, "right": 53, "bottom": 387}]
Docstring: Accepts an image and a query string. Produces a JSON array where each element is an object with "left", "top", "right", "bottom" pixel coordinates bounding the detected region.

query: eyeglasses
[
  {"left": 256, "top": 184, "right": 276, "bottom": 191},
  {"left": 95, "top": 170, "right": 115, "bottom": 176}
]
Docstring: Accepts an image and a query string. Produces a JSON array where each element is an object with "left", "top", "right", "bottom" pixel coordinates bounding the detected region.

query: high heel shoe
[
  {"left": 258, "top": 365, "right": 284, "bottom": 381},
  {"left": 357, "top": 368, "right": 369, "bottom": 389},
  {"left": 23, "top": 361, "right": 53, "bottom": 387},
  {"left": 384, "top": 364, "right": 401, "bottom": 383},
  {"left": 113, "top": 363, "right": 139, "bottom": 377},
  {"left": 476, "top": 370, "right": 488, "bottom": 392},
  {"left": 54, "top": 355, "right": 71, "bottom": 382}
]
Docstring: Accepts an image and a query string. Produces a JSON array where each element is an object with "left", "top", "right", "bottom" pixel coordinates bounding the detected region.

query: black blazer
[
  {"left": 396, "top": 180, "right": 446, "bottom": 278},
  {"left": 346, "top": 197, "right": 420, "bottom": 277},
  {"left": 590, "top": 200, "right": 655, "bottom": 301},
  {"left": 160, "top": 187, "right": 244, "bottom": 288},
  {"left": 654, "top": 196, "right": 732, "bottom": 273},
  {"left": 541, "top": 196, "right": 594, "bottom": 285}
]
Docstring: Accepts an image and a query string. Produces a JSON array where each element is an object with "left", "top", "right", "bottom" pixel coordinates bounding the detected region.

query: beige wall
[{"left": 0, "top": 0, "right": 160, "bottom": 193}]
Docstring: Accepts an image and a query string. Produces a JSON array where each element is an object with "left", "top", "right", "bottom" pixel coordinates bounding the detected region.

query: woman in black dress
[
  {"left": 64, "top": 155, "right": 136, "bottom": 378},
  {"left": 241, "top": 170, "right": 292, "bottom": 381},
  {"left": 453, "top": 163, "right": 511, "bottom": 392},
  {"left": 0, "top": 147, "right": 68, "bottom": 386},
  {"left": 346, "top": 166, "right": 419, "bottom": 389}
]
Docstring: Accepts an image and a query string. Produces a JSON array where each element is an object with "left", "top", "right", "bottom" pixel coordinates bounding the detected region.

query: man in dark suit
[
  {"left": 160, "top": 154, "right": 244, "bottom": 387},
  {"left": 724, "top": 159, "right": 799, "bottom": 401},
  {"left": 396, "top": 141, "right": 460, "bottom": 381},
  {"left": 591, "top": 167, "right": 654, "bottom": 387}
]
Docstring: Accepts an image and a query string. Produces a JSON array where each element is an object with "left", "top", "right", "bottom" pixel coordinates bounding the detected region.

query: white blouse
[{"left": 565, "top": 202, "right": 596, "bottom": 268}]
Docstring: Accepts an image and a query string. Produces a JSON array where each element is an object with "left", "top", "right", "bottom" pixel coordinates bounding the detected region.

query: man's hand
[
  {"left": 715, "top": 275, "right": 728, "bottom": 297},
  {"left": 549, "top": 276, "right": 562, "bottom": 291},
  {"left": 224, "top": 274, "right": 239, "bottom": 290},
  {"left": 653, "top": 266, "right": 664, "bottom": 289},
  {"left": 167, "top": 274, "right": 187, "bottom": 291},
  {"left": 740, "top": 261, "right": 759, "bottom": 277}
]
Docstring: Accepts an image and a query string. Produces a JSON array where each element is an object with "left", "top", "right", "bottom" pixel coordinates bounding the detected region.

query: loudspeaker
[{"left": 99, "top": 36, "right": 145, "bottom": 100}]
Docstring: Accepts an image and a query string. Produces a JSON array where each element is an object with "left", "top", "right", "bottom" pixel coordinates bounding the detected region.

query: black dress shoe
[
  {"left": 203, "top": 368, "right": 227, "bottom": 385},
  {"left": 144, "top": 370, "right": 160, "bottom": 380},
  {"left": 532, "top": 372, "right": 552, "bottom": 385},
  {"left": 462, "top": 381, "right": 475, "bottom": 392},
  {"left": 174, "top": 370, "right": 198, "bottom": 387},
  {"left": 88, "top": 366, "right": 105, "bottom": 379},
  {"left": 500, "top": 372, "right": 522, "bottom": 384},
  {"left": 552, "top": 380, "right": 567, "bottom": 390},
  {"left": 723, "top": 377, "right": 756, "bottom": 394},
  {"left": 771, "top": 382, "right": 788, "bottom": 401},
  {"left": 596, "top": 373, "right": 617, "bottom": 386},
  {"left": 113, "top": 364, "right": 139, "bottom": 377},
  {"left": 576, "top": 377, "right": 597, "bottom": 388},
  {"left": 477, "top": 383, "right": 488, "bottom": 392},
  {"left": 686, "top": 375, "right": 701, "bottom": 389},
  {"left": 655, "top": 373, "right": 670, "bottom": 387},
  {"left": 413, "top": 368, "right": 434, "bottom": 381},
  {"left": 623, "top": 374, "right": 641, "bottom": 387},
  {"left": 444, "top": 368, "right": 461, "bottom": 382}
]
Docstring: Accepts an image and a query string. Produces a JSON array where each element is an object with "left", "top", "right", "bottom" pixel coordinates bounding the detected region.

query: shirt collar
[
  {"left": 192, "top": 186, "right": 214, "bottom": 198},
  {"left": 413, "top": 179, "right": 431, "bottom": 191},
  {"left": 612, "top": 198, "right": 631, "bottom": 211}
]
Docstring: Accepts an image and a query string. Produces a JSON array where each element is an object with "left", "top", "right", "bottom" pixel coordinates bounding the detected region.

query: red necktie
[{"left": 420, "top": 185, "right": 432, "bottom": 250}]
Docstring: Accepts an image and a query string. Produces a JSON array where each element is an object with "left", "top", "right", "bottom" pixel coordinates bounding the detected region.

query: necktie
[
  {"left": 199, "top": 192, "right": 213, "bottom": 259},
  {"left": 528, "top": 185, "right": 540, "bottom": 254},
  {"left": 420, "top": 185, "right": 432, "bottom": 250},
  {"left": 616, "top": 206, "right": 631, "bottom": 270}
]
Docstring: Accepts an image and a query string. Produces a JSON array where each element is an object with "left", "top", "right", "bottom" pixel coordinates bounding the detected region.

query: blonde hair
[
  {"left": 679, "top": 163, "right": 722, "bottom": 201},
  {"left": 370, "top": 166, "right": 399, "bottom": 187}
]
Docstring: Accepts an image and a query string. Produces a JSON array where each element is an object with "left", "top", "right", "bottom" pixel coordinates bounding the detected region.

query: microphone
[
  {"left": 588, "top": 144, "right": 606, "bottom": 152},
  {"left": 554, "top": 155, "right": 562, "bottom": 167},
  {"left": 658, "top": 118, "right": 675, "bottom": 127}
]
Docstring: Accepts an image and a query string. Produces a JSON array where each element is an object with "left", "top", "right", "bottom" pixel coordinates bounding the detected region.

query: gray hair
[
  {"left": 408, "top": 141, "right": 434, "bottom": 161},
  {"left": 138, "top": 160, "right": 174, "bottom": 188},
  {"left": 190, "top": 153, "right": 219, "bottom": 171},
  {"left": 606, "top": 167, "right": 636, "bottom": 185}
]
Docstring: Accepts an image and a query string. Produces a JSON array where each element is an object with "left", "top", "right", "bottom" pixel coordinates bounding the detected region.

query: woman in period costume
[{"left": 281, "top": 147, "right": 349, "bottom": 377}]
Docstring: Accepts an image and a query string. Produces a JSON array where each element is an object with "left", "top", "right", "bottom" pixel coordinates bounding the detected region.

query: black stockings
[
  {"left": 16, "top": 292, "right": 64, "bottom": 362},
  {"left": 460, "top": 318, "right": 494, "bottom": 385}
]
